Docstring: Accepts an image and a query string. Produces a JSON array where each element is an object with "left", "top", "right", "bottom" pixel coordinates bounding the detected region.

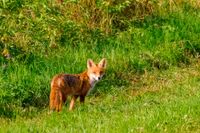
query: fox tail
[{"left": 50, "top": 88, "right": 63, "bottom": 112}]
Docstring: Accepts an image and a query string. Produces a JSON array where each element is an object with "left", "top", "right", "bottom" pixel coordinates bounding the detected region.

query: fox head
[{"left": 87, "top": 58, "right": 107, "bottom": 84}]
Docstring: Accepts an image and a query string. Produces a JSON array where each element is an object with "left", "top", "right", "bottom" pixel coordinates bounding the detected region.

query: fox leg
[
  {"left": 80, "top": 95, "right": 85, "bottom": 103},
  {"left": 62, "top": 94, "right": 67, "bottom": 104},
  {"left": 69, "top": 95, "right": 78, "bottom": 111}
]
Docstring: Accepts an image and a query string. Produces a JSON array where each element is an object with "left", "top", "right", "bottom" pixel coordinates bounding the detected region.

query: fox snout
[{"left": 90, "top": 73, "right": 103, "bottom": 81}]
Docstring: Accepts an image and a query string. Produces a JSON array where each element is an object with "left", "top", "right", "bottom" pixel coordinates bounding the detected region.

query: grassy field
[
  {"left": 1, "top": 61, "right": 200, "bottom": 132},
  {"left": 0, "top": 0, "right": 200, "bottom": 132}
]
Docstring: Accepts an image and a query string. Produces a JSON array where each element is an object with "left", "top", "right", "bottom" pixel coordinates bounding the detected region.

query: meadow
[{"left": 0, "top": 0, "right": 200, "bottom": 132}]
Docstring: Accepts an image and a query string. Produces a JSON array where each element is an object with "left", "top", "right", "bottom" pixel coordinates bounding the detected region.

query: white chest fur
[{"left": 87, "top": 77, "right": 98, "bottom": 95}]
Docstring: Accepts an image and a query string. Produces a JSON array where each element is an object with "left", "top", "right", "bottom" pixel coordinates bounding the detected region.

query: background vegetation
[{"left": 0, "top": 0, "right": 200, "bottom": 132}]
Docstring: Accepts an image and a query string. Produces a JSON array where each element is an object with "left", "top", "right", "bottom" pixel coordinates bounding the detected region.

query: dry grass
[{"left": 130, "top": 59, "right": 200, "bottom": 97}]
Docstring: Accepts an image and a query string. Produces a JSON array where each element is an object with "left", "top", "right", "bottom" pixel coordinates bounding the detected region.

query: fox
[{"left": 49, "top": 58, "right": 107, "bottom": 112}]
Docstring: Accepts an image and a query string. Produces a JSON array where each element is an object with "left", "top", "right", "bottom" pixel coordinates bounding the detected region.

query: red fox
[{"left": 49, "top": 58, "right": 107, "bottom": 112}]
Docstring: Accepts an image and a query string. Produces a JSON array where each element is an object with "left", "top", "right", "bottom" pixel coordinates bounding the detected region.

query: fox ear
[
  {"left": 98, "top": 58, "right": 107, "bottom": 68},
  {"left": 87, "top": 59, "right": 95, "bottom": 68}
]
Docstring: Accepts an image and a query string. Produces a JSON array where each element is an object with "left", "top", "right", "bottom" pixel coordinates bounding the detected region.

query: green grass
[
  {"left": 0, "top": 0, "right": 200, "bottom": 132},
  {"left": 1, "top": 62, "right": 200, "bottom": 132}
]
